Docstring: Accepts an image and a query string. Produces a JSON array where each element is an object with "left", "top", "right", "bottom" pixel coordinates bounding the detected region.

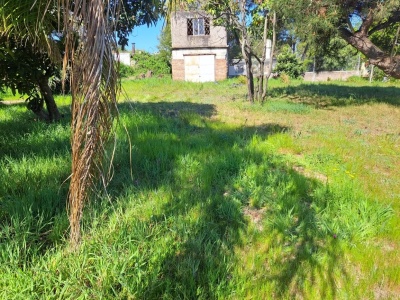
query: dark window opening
[{"left": 187, "top": 18, "right": 210, "bottom": 36}]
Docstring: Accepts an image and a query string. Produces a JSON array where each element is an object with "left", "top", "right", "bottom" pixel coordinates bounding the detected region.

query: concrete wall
[
  {"left": 172, "top": 48, "right": 227, "bottom": 60},
  {"left": 228, "top": 59, "right": 277, "bottom": 77},
  {"left": 303, "top": 71, "right": 360, "bottom": 81},
  {"left": 171, "top": 11, "right": 227, "bottom": 49},
  {"left": 113, "top": 52, "right": 131, "bottom": 66}
]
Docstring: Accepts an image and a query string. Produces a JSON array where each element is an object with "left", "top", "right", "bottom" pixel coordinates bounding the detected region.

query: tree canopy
[
  {"left": 0, "top": 0, "right": 167, "bottom": 121},
  {"left": 116, "top": 0, "right": 166, "bottom": 49},
  {"left": 0, "top": 0, "right": 62, "bottom": 121},
  {"left": 272, "top": 0, "right": 400, "bottom": 78}
]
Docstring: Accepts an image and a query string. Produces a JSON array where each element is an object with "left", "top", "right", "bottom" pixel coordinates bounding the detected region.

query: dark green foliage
[
  {"left": 274, "top": 46, "right": 305, "bottom": 79},
  {"left": 314, "top": 38, "right": 359, "bottom": 71},
  {"left": 118, "top": 63, "right": 135, "bottom": 78},
  {"left": 132, "top": 51, "right": 171, "bottom": 76},
  {"left": 157, "top": 23, "right": 172, "bottom": 69},
  {"left": 370, "top": 22, "right": 400, "bottom": 55},
  {"left": 372, "top": 67, "right": 399, "bottom": 82},
  {"left": 0, "top": 37, "right": 58, "bottom": 109},
  {"left": 271, "top": 0, "right": 400, "bottom": 78},
  {"left": 116, "top": 0, "right": 165, "bottom": 50}
]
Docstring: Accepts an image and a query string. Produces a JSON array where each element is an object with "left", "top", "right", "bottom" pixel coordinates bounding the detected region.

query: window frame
[{"left": 187, "top": 17, "right": 210, "bottom": 36}]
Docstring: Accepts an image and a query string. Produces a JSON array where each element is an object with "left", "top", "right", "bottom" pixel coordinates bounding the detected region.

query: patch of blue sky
[{"left": 126, "top": 19, "right": 165, "bottom": 53}]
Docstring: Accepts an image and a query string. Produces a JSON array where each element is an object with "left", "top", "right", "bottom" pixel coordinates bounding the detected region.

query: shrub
[
  {"left": 237, "top": 75, "right": 247, "bottom": 84},
  {"left": 119, "top": 63, "right": 135, "bottom": 78},
  {"left": 371, "top": 67, "right": 399, "bottom": 82},
  {"left": 132, "top": 51, "right": 171, "bottom": 76},
  {"left": 346, "top": 75, "right": 367, "bottom": 83},
  {"left": 279, "top": 73, "right": 290, "bottom": 84},
  {"left": 274, "top": 45, "right": 305, "bottom": 79}
]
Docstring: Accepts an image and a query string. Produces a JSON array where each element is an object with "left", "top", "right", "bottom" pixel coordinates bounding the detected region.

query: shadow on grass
[
  {"left": 271, "top": 83, "right": 400, "bottom": 107},
  {"left": 0, "top": 103, "right": 71, "bottom": 158},
  {"left": 0, "top": 103, "right": 72, "bottom": 256},
  {"left": 262, "top": 173, "right": 348, "bottom": 298},
  {"left": 1, "top": 100, "right": 348, "bottom": 298},
  {"left": 99, "top": 101, "right": 347, "bottom": 298}
]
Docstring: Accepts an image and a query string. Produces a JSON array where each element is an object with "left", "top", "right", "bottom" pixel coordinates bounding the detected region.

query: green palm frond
[{"left": 0, "top": 0, "right": 60, "bottom": 61}]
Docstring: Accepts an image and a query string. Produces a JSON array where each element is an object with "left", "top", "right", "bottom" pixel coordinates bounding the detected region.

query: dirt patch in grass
[
  {"left": 0, "top": 100, "right": 25, "bottom": 105},
  {"left": 292, "top": 165, "right": 328, "bottom": 184},
  {"left": 242, "top": 207, "right": 266, "bottom": 231}
]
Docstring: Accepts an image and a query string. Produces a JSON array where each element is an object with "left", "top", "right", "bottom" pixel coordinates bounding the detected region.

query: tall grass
[{"left": 0, "top": 78, "right": 398, "bottom": 298}]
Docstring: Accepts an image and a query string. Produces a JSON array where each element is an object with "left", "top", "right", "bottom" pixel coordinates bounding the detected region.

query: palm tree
[
  {"left": 1, "top": 0, "right": 119, "bottom": 247},
  {"left": 62, "top": 0, "right": 119, "bottom": 247}
]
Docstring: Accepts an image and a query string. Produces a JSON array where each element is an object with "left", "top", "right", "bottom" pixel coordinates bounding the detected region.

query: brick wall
[
  {"left": 215, "top": 59, "right": 227, "bottom": 81},
  {"left": 172, "top": 59, "right": 185, "bottom": 81}
]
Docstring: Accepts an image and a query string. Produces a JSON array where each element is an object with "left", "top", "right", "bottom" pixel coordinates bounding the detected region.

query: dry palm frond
[{"left": 62, "top": 0, "right": 120, "bottom": 247}]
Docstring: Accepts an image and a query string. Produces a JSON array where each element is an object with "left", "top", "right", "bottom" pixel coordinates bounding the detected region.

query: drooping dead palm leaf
[{"left": 62, "top": 0, "right": 120, "bottom": 247}]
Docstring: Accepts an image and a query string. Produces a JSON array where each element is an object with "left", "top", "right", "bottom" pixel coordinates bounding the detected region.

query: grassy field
[{"left": 0, "top": 77, "right": 399, "bottom": 299}]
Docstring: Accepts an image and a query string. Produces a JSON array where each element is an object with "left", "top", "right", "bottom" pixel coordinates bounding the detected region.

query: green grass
[{"left": 0, "top": 77, "right": 399, "bottom": 299}]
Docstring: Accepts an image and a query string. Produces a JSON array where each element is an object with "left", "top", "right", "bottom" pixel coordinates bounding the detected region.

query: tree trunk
[
  {"left": 27, "top": 98, "right": 50, "bottom": 122},
  {"left": 244, "top": 51, "right": 254, "bottom": 102},
  {"left": 38, "top": 76, "right": 61, "bottom": 122},
  {"left": 262, "top": 12, "right": 277, "bottom": 102},
  {"left": 339, "top": 28, "right": 400, "bottom": 79},
  {"left": 239, "top": 0, "right": 254, "bottom": 103},
  {"left": 257, "top": 13, "right": 268, "bottom": 102}
]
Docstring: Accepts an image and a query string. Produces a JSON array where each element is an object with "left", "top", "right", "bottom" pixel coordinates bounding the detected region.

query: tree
[
  {"left": 157, "top": 21, "right": 172, "bottom": 72},
  {"left": 0, "top": 0, "right": 167, "bottom": 122},
  {"left": 272, "top": 0, "right": 400, "bottom": 78},
  {"left": 0, "top": 0, "right": 62, "bottom": 121},
  {"left": 132, "top": 50, "right": 171, "bottom": 75},
  {"left": 204, "top": 0, "right": 277, "bottom": 103},
  {"left": 116, "top": 0, "right": 166, "bottom": 50},
  {"left": 1, "top": 0, "right": 170, "bottom": 246},
  {"left": 61, "top": 0, "right": 120, "bottom": 247},
  {"left": 274, "top": 45, "right": 304, "bottom": 79},
  {"left": 313, "top": 38, "right": 360, "bottom": 72}
]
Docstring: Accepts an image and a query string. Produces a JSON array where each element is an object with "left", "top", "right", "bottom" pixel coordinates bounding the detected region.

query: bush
[
  {"left": 279, "top": 73, "right": 291, "bottom": 84},
  {"left": 237, "top": 75, "right": 247, "bottom": 84},
  {"left": 132, "top": 51, "right": 171, "bottom": 76},
  {"left": 274, "top": 45, "right": 305, "bottom": 79},
  {"left": 346, "top": 75, "right": 367, "bottom": 83},
  {"left": 119, "top": 64, "right": 135, "bottom": 78},
  {"left": 371, "top": 67, "right": 399, "bottom": 82}
]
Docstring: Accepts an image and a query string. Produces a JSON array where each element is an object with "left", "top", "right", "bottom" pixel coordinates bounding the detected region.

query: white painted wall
[
  {"left": 172, "top": 48, "right": 227, "bottom": 60},
  {"left": 113, "top": 52, "right": 131, "bottom": 66},
  {"left": 184, "top": 55, "right": 215, "bottom": 82}
]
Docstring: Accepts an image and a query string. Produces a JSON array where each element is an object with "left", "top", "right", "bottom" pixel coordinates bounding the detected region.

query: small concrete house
[{"left": 171, "top": 11, "right": 228, "bottom": 82}]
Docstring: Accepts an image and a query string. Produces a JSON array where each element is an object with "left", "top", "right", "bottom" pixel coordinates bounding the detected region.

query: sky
[{"left": 127, "top": 21, "right": 165, "bottom": 53}]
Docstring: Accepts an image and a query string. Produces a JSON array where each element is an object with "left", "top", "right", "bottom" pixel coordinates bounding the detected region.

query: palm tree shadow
[
  {"left": 263, "top": 172, "right": 350, "bottom": 298},
  {"left": 106, "top": 101, "right": 349, "bottom": 298},
  {"left": 0, "top": 99, "right": 350, "bottom": 297}
]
